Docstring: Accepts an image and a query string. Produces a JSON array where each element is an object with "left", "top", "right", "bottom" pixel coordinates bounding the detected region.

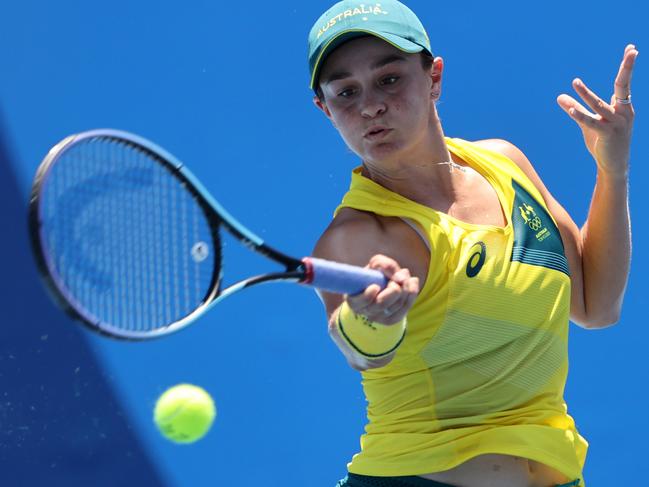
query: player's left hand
[{"left": 557, "top": 44, "right": 638, "bottom": 178}]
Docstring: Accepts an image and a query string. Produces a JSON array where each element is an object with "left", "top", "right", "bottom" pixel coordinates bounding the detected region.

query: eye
[
  {"left": 380, "top": 75, "right": 400, "bottom": 86},
  {"left": 337, "top": 87, "right": 357, "bottom": 98}
]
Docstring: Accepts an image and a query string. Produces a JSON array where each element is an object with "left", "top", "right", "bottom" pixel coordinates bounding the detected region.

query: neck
[{"left": 360, "top": 114, "right": 462, "bottom": 202}]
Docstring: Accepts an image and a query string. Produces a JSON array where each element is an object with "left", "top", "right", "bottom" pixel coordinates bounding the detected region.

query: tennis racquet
[{"left": 28, "top": 129, "right": 387, "bottom": 340}]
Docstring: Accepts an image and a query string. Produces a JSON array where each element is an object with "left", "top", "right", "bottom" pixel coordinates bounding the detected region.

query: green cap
[{"left": 308, "top": 0, "right": 432, "bottom": 90}]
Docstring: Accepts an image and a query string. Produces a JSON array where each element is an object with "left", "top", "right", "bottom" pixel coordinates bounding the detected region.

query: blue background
[{"left": 0, "top": 1, "right": 646, "bottom": 486}]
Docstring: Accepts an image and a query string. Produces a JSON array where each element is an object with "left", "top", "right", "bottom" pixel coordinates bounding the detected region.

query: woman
[{"left": 308, "top": 1, "right": 637, "bottom": 486}]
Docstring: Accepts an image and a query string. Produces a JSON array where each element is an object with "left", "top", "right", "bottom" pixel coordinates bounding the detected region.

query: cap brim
[{"left": 309, "top": 30, "right": 427, "bottom": 90}]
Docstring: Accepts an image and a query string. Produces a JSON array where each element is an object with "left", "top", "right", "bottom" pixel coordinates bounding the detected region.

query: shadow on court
[{"left": 0, "top": 114, "right": 166, "bottom": 486}]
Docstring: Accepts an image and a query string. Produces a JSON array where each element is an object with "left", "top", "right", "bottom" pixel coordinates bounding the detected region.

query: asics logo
[{"left": 466, "top": 241, "right": 486, "bottom": 278}]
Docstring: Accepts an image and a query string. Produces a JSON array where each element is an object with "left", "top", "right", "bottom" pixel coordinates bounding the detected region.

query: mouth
[{"left": 364, "top": 126, "right": 392, "bottom": 140}]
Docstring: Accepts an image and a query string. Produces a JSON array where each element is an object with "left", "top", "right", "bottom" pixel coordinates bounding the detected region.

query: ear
[
  {"left": 313, "top": 95, "right": 337, "bottom": 127},
  {"left": 430, "top": 56, "right": 444, "bottom": 101}
]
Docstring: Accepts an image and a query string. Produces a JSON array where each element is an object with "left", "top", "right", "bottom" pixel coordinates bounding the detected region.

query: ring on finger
[{"left": 616, "top": 94, "right": 632, "bottom": 105}]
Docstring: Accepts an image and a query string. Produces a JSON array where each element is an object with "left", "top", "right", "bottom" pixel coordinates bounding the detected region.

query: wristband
[{"left": 336, "top": 302, "right": 406, "bottom": 358}]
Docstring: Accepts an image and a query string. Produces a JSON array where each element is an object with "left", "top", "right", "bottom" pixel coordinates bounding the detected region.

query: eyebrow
[{"left": 323, "top": 54, "right": 408, "bottom": 85}]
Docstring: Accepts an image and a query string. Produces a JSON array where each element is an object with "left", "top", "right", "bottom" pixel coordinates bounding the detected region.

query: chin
[{"left": 362, "top": 141, "right": 407, "bottom": 164}]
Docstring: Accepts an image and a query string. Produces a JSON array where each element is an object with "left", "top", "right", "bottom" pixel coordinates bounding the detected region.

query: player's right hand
[{"left": 346, "top": 254, "right": 419, "bottom": 325}]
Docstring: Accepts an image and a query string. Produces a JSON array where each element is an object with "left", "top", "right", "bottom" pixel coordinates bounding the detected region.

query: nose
[{"left": 360, "top": 92, "right": 387, "bottom": 119}]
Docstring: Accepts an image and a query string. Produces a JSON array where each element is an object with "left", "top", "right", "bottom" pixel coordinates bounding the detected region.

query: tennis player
[{"left": 308, "top": 1, "right": 636, "bottom": 486}]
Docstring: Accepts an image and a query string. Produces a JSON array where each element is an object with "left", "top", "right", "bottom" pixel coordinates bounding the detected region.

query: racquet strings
[{"left": 37, "top": 136, "right": 221, "bottom": 335}]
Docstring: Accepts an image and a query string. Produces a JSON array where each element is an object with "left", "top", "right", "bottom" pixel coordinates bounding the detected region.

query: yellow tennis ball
[{"left": 154, "top": 384, "right": 216, "bottom": 444}]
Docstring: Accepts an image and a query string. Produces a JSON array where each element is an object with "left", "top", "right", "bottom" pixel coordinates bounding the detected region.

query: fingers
[
  {"left": 555, "top": 44, "right": 637, "bottom": 166},
  {"left": 558, "top": 77, "right": 616, "bottom": 123},
  {"left": 556, "top": 93, "right": 600, "bottom": 128},
  {"left": 614, "top": 44, "right": 638, "bottom": 101},
  {"left": 346, "top": 254, "right": 420, "bottom": 324},
  {"left": 572, "top": 78, "right": 615, "bottom": 120},
  {"left": 557, "top": 44, "right": 639, "bottom": 123},
  {"left": 367, "top": 253, "right": 401, "bottom": 280},
  {"left": 374, "top": 267, "right": 418, "bottom": 322}
]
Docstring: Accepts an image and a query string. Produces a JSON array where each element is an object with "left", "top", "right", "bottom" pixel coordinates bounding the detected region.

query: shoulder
[
  {"left": 472, "top": 138, "right": 532, "bottom": 172},
  {"left": 313, "top": 207, "right": 402, "bottom": 266},
  {"left": 313, "top": 207, "right": 430, "bottom": 284},
  {"left": 319, "top": 207, "right": 383, "bottom": 241},
  {"left": 472, "top": 136, "right": 563, "bottom": 206},
  {"left": 472, "top": 138, "right": 551, "bottom": 197}
]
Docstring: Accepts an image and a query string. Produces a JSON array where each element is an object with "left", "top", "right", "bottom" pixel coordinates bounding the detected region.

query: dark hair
[{"left": 315, "top": 50, "right": 435, "bottom": 102}]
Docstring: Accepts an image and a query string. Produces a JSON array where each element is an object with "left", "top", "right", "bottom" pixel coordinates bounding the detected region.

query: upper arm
[
  {"left": 313, "top": 208, "right": 428, "bottom": 316},
  {"left": 312, "top": 210, "right": 384, "bottom": 320},
  {"left": 311, "top": 211, "right": 389, "bottom": 369},
  {"left": 475, "top": 139, "right": 589, "bottom": 326},
  {"left": 312, "top": 208, "right": 429, "bottom": 369}
]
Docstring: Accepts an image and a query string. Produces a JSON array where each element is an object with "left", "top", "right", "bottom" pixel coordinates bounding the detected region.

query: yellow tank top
[{"left": 334, "top": 138, "right": 588, "bottom": 481}]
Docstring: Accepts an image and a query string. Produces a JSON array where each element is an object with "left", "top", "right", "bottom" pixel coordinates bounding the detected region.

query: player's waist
[{"left": 349, "top": 423, "right": 587, "bottom": 481}]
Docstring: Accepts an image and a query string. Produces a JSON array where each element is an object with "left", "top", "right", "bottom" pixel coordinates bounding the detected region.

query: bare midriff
[{"left": 419, "top": 454, "right": 571, "bottom": 487}]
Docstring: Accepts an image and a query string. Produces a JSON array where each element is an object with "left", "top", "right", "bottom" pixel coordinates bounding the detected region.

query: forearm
[{"left": 580, "top": 171, "right": 631, "bottom": 326}]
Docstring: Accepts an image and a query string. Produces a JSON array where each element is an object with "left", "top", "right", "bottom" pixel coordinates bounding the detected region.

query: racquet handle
[{"left": 301, "top": 257, "right": 389, "bottom": 295}]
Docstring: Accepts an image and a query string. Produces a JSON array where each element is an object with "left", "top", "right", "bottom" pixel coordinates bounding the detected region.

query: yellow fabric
[
  {"left": 334, "top": 138, "right": 588, "bottom": 482},
  {"left": 337, "top": 302, "right": 407, "bottom": 358}
]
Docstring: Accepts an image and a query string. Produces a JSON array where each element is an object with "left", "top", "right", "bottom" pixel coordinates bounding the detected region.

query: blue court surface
[{"left": 0, "top": 1, "right": 646, "bottom": 485}]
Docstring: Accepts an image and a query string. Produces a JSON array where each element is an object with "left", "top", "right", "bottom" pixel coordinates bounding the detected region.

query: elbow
[
  {"left": 574, "top": 309, "right": 622, "bottom": 329},
  {"left": 573, "top": 293, "right": 625, "bottom": 329}
]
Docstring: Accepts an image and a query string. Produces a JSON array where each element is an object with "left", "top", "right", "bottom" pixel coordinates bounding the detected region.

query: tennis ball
[{"left": 154, "top": 384, "right": 216, "bottom": 444}]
